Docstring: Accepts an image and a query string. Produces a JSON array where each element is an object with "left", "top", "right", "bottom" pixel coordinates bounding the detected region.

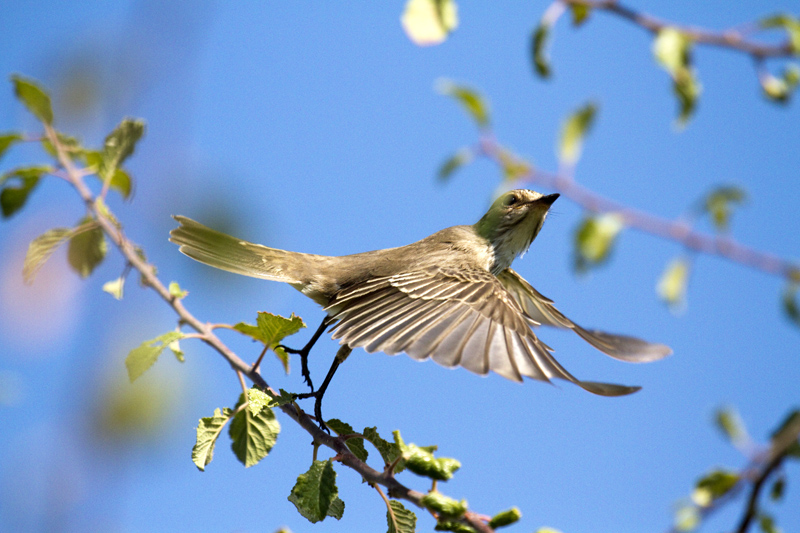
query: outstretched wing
[
  {"left": 325, "top": 266, "right": 639, "bottom": 396},
  {"left": 497, "top": 268, "right": 672, "bottom": 362}
]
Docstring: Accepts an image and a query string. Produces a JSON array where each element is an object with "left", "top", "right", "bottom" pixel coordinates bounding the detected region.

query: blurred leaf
[
  {"left": 84, "top": 150, "right": 133, "bottom": 199},
  {"left": 233, "top": 312, "right": 305, "bottom": 374},
  {"left": 691, "top": 469, "right": 739, "bottom": 507},
  {"left": 535, "top": 529, "right": 564, "bottom": 533},
  {"left": 531, "top": 21, "right": 552, "bottom": 78},
  {"left": 387, "top": 500, "right": 417, "bottom": 533},
  {"left": 394, "top": 430, "right": 460, "bottom": 481},
  {"left": 761, "top": 64, "right": 800, "bottom": 103},
  {"left": 437, "top": 79, "right": 490, "bottom": 128},
  {"left": 770, "top": 409, "right": 800, "bottom": 458},
  {"left": 0, "top": 133, "right": 22, "bottom": 161},
  {"left": 168, "top": 338, "right": 184, "bottom": 362},
  {"left": 714, "top": 406, "right": 748, "bottom": 444},
  {"left": 421, "top": 491, "right": 467, "bottom": 518},
  {"left": 125, "top": 331, "right": 185, "bottom": 382},
  {"left": 229, "top": 393, "right": 280, "bottom": 467},
  {"left": 168, "top": 281, "right": 188, "bottom": 299},
  {"left": 326, "top": 418, "right": 368, "bottom": 462},
  {"left": 760, "top": 14, "right": 800, "bottom": 53},
  {"left": 770, "top": 476, "right": 785, "bottom": 501},
  {"left": 102, "top": 276, "right": 125, "bottom": 300},
  {"left": 100, "top": 118, "right": 144, "bottom": 183},
  {"left": 437, "top": 147, "right": 473, "bottom": 182},
  {"left": 559, "top": 101, "right": 597, "bottom": 165},
  {"left": 573, "top": 213, "right": 624, "bottom": 272},
  {"left": 22, "top": 227, "right": 74, "bottom": 284},
  {"left": 653, "top": 28, "right": 701, "bottom": 125},
  {"left": 67, "top": 217, "right": 107, "bottom": 278},
  {"left": 401, "top": 0, "right": 458, "bottom": 46},
  {"left": 657, "top": 257, "right": 690, "bottom": 310},
  {"left": 0, "top": 166, "right": 50, "bottom": 218},
  {"left": 488, "top": 507, "right": 521, "bottom": 528},
  {"left": 288, "top": 459, "right": 343, "bottom": 523},
  {"left": 363, "top": 426, "right": 404, "bottom": 472},
  {"left": 192, "top": 407, "right": 233, "bottom": 471},
  {"left": 702, "top": 185, "right": 746, "bottom": 231},
  {"left": 266, "top": 388, "right": 297, "bottom": 407},
  {"left": 434, "top": 520, "right": 475, "bottom": 532},
  {"left": 569, "top": 2, "right": 591, "bottom": 26},
  {"left": 496, "top": 148, "right": 533, "bottom": 182},
  {"left": 40, "top": 132, "right": 83, "bottom": 158},
  {"left": 758, "top": 512, "right": 781, "bottom": 533},
  {"left": 11, "top": 74, "right": 53, "bottom": 125},
  {"left": 781, "top": 282, "right": 800, "bottom": 329},
  {"left": 673, "top": 503, "right": 700, "bottom": 531}
]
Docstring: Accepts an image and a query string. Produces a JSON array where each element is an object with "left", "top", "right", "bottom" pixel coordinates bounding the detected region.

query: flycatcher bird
[{"left": 170, "top": 190, "right": 670, "bottom": 425}]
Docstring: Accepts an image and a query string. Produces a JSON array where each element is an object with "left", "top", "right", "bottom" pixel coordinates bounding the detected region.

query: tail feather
[{"left": 169, "top": 216, "right": 303, "bottom": 284}]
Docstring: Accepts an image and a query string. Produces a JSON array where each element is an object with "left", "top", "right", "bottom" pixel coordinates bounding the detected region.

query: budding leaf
[
  {"left": 559, "top": 101, "right": 597, "bottom": 165},
  {"left": 125, "top": 331, "right": 185, "bottom": 382},
  {"left": 401, "top": 0, "right": 458, "bottom": 47},
  {"left": 574, "top": 213, "right": 624, "bottom": 272},
  {"left": 657, "top": 257, "right": 690, "bottom": 310},
  {"left": 0, "top": 166, "right": 50, "bottom": 218},
  {"left": 653, "top": 28, "right": 701, "bottom": 126},
  {"left": 434, "top": 520, "right": 475, "bottom": 532},
  {"left": 363, "top": 426, "right": 404, "bottom": 472},
  {"left": 0, "top": 133, "right": 22, "bottom": 162},
  {"left": 326, "top": 418, "right": 368, "bottom": 462},
  {"left": 288, "top": 459, "right": 344, "bottom": 523},
  {"left": 67, "top": 218, "right": 107, "bottom": 278},
  {"left": 22, "top": 227, "right": 74, "bottom": 284},
  {"left": 569, "top": 2, "right": 591, "bottom": 26},
  {"left": 760, "top": 14, "right": 800, "bottom": 53},
  {"left": 233, "top": 312, "right": 305, "bottom": 374},
  {"left": 437, "top": 147, "right": 473, "bottom": 182},
  {"left": 192, "top": 407, "right": 234, "bottom": 471},
  {"left": 11, "top": 74, "right": 53, "bottom": 125},
  {"left": 229, "top": 393, "right": 280, "bottom": 467},
  {"left": 420, "top": 491, "right": 467, "bottom": 518},
  {"left": 394, "top": 430, "right": 460, "bottom": 481},
  {"left": 714, "top": 406, "right": 748, "bottom": 444},
  {"left": 691, "top": 469, "right": 739, "bottom": 507},
  {"left": 703, "top": 186, "right": 746, "bottom": 232},
  {"left": 387, "top": 500, "right": 417, "bottom": 533},
  {"left": 437, "top": 79, "right": 490, "bottom": 128},
  {"left": 168, "top": 281, "right": 188, "bottom": 299},
  {"left": 489, "top": 507, "right": 522, "bottom": 528},
  {"left": 102, "top": 276, "right": 126, "bottom": 300}
]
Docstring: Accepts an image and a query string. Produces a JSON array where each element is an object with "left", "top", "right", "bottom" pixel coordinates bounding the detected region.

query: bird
[{"left": 170, "top": 189, "right": 670, "bottom": 425}]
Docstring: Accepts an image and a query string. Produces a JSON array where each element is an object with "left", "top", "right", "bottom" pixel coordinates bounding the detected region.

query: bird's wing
[
  {"left": 497, "top": 268, "right": 672, "bottom": 363},
  {"left": 325, "top": 266, "right": 639, "bottom": 396}
]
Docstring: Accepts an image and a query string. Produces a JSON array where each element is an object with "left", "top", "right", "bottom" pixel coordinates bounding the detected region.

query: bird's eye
[{"left": 503, "top": 194, "right": 518, "bottom": 207}]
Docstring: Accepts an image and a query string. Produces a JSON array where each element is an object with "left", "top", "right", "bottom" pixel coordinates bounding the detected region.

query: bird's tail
[{"left": 169, "top": 216, "right": 312, "bottom": 285}]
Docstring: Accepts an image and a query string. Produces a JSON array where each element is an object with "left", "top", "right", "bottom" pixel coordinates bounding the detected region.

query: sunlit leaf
[
  {"left": 229, "top": 393, "right": 280, "bottom": 467},
  {"left": 691, "top": 469, "right": 739, "bottom": 507},
  {"left": 761, "top": 64, "right": 800, "bottom": 103},
  {"left": 125, "top": 331, "right": 185, "bottom": 382},
  {"left": 288, "top": 459, "right": 343, "bottom": 523},
  {"left": 100, "top": 118, "right": 144, "bottom": 184},
  {"left": 84, "top": 150, "right": 133, "bottom": 199},
  {"left": 437, "top": 79, "right": 490, "bottom": 128},
  {"left": 657, "top": 257, "right": 690, "bottom": 310},
  {"left": 387, "top": 500, "right": 417, "bottom": 533},
  {"left": 653, "top": 28, "right": 701, "bottom": 126},
  {"left": 168, "top": 281, "right": 188, "bottom": 299},
  {"left": 233, "top": 312, "right": 305, "bottom": 373},
  {"left": 488, "top": 507, "right": 522, "bottom": 529},
  {"left": 22, "top": 227, "right": 74, "bottom": 284},
  {"left": 420, "top": 491, "right": 467, "bottom": 518},
  {"left": 559, "top": 101, "right": 597, "bottom": 165},
  {"left": 401, "top": 0, "right": 458, "bottom": 46},
  {"left": 326, "top": 418, "right": 368, "bottom": 462},
  {"left": 394, "top": 430, "right": 460, "bottom": 481},
  {"left": 573, "top": 213, "right": 624, "bottom": 272},
  {"left": 192, "top": 407, "right": 233, "bottom": 471},
  {"left": 102, "top": 276, "right": 125, "bottom": 300},
  {"left": 11, "top": 74, "right": 53, "bottom": 125},
  {"left": 673, "top": 503, "right": 700, "bottom": 531},
  {"left": 760, "top": 14, "right": 800, "bottom": 53},
  {"left": 363, "top": 426, "right": 405, "bottom": 472},
  {"left": 67, "top": 217, "right": 107, "bottom": 278}
]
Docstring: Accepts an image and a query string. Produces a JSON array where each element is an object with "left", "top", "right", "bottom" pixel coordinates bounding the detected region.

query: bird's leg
[
  {"left": 277, "top": 316, "right": 330, "bottom": 392},
  {"left": 295, "top": 345, "right": 352, "bottom": 432}
]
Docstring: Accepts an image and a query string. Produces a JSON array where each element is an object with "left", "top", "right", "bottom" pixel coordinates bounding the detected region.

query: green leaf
[
  {"left": 760, "top": 14, "right": 800, "bottom": 53},
  {"left": 421, "top": 491, "right": 467, "bottom": 518},
  {"left": 401, "top": 0, "right": 459, "bottom": 46},
  {"left": 246, "top": 387, "right": 271, "bottom": 416},
  {"left": 770, "top": 476, "right": 785, "bottom": 501},
  {"left": 363, "top": 426, "right": 404, "bottom": 472},
  {"left": 437, "top": 79, "right": 490, "bottom": 128},
  {"left": 394, "top": 430, "right": 460, "bottom": 481},
  {"left": 0, "top": 133, "right": 22, "bottom": 162},
  {"left": 437, "top": 147, "right": 473, "bottom": 182},
  {"left": 657, "top": 257, "right": 690, "bottom": 310},
  {"left": 573, "top": 213, "right": 624, "bottom": 272},
  {"left": 326, "top": 418, "right": 368, "bottom": 462},
  {"left": 233, "top": 312, "right": 306, "bottom": 374},
  {"left": 653, "top": 28, "right": 701, "bottom": 125},
  {"left": 387, "top": 500, "right": 417, "bottom": 533},
  {"left": 761, "top": 64, "right": 800, "bottom": 103},
  {"left": 531, "top": 22, "right": 552, "bottom": 78},
  {"left": 770, "top": 409, "right": 800, "bottom": 458},
  {"left": 168, "top": 338, "right": 184, "bottom": 362},
  {"left": 569, "top": 2, "right": 591, "bottom": 26},
  {"left": 0, "top": 166, "right": 50, "bottom": 218},
  {"left": 703, "top": 186, "right": 746, "bottom": 231},
  {"left": 102, "top": 276, "right": 126, "bottom": 300},
  {"left": 84, "top": 150, "right": 133, "bottom": 199},
  {"left": 714, "top": 406, "right": 747, "bottom": 444},
  {"left": 434, "top": 520, "right": 475, "bottom": 532},
  {"left": 22, "top": 227, "right": 74, "bottom": 284},
  {"left": 168, "top": 281, "right": 188, "bottom": 299},
  {"left": 673, "top": 503, "right": 700, "bottom": 532},
  {"left": 100, "top": 118, "right": 145, "bottom": 182},
  {"left": 40, "top": 132, "right": 83, "bottom": 159},
  {"left": 496, "top": 148, "right": 533, "bottom": 182},
  {"left": 67, "top": 217, "right": 107, "bottom": 278},
  {"left": 691, "top": 469, "right": 739, "bottom": 507},
  {"left": 11, "top": 74, "right": 54, "bottom": 125},
  {"left": 266, "top": 388, "right": 297, "bottom": 407},
  {"left": 488, "top": 507, "right": 521, "bottom": 529},
  {"left": 192, "top": 407, "right": 234, "bottom": 471},
  {"left": 781, "top": 282, "right": 800, "bottom": 329},
  {"left": 288, "top": 459, "right": 343, "bottom": 523},
  {"left": 559, "top": 101, "right": 597, "bottom": 165},
  {"left": 229, "top": 393, "right": 280, "bottom": 467},
  {"left": 125, "top": 331, "right": 185, "bottom": 382},
  {"left": 758, "top": 512, "right": 781, "bottom": 533}
]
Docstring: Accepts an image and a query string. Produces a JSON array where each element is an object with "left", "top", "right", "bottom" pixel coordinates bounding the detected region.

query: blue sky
[{"left": 1, "top": 2, "right": 798, "bottom": 532}]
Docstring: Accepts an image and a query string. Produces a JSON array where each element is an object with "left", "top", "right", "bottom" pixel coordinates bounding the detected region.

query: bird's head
[{"left": 473, "top": 189, "right": 560, "bottom": 272}]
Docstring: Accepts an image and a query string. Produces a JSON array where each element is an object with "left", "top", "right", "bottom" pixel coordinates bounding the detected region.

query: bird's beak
[{"left": 537, "top": 193, "right": 560, "bottom": 207}]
